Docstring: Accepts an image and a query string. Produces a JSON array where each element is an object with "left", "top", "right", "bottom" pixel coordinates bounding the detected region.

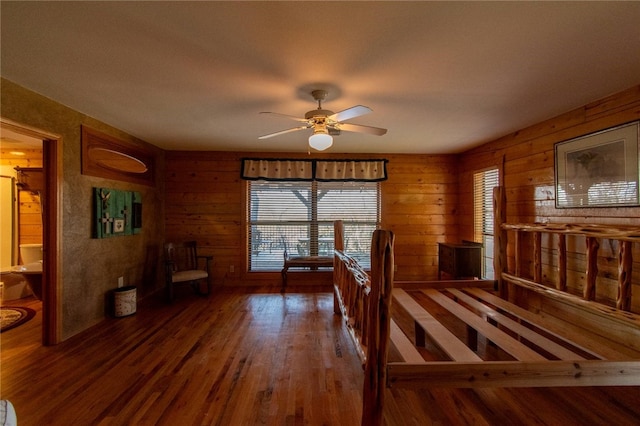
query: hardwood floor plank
[{"left": 2, "top": 291, "right": 640, "bottom": 425}]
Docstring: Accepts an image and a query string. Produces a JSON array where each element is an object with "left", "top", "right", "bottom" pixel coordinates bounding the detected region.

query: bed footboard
[{"left": 331, "top": 209, "right": 640, "bottom": 426}]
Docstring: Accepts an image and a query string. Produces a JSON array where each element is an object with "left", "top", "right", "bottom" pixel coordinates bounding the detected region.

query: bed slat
[
  {"left": 422, "top": 289, "right": 547, "bottom": 361},
  {"left": 465, "top": 287, "right": 635, "bottom": 360},
  {"left": 393, "top": 289, "right": 482, "bottom": 362},
  {"left": 389, "top": 318, "right": 425, "bottom": 364},
  {"left": 448, "top": 288, "right": 586, "bottom": 360}
]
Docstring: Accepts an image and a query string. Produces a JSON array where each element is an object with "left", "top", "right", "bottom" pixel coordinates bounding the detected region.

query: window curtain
[{"left": 241, "top": 158, "right": 388, "bottom": 182}]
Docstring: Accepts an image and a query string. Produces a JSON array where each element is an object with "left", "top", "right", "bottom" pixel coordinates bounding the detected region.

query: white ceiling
[{"left": 2, "top": 1, "right": 640, "bottom": 154}]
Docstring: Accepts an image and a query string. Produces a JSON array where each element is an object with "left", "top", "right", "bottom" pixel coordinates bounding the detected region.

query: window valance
[{"left": 241, "top": 158, "right": 388, "bottom": 182}]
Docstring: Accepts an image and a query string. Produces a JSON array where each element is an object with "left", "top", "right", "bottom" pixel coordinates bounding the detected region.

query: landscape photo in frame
[{"left": 555, "top": 121, "right": 639, "bottom": 208}]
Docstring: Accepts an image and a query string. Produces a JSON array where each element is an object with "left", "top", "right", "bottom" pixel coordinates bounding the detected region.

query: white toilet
[
  {"left": 16, "top": 243, "right": 43, "bottom": 266},
  {"left": 9, "top": 244, "right": 43, "bottom": 300}
]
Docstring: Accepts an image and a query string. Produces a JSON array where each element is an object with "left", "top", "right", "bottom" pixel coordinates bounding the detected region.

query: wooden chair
[{"left": 164, "top": 241, "right": 212, "bottom": 302}]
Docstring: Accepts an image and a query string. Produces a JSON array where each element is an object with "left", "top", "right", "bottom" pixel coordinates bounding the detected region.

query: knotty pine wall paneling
[
  {"left": 0, "top": 148, "right": 44, "bottom": 248},
  {"left": 164, "top": 86, "right": 640, "bottom": 300},
  {"left": 165, "top": 151, "right": 244, "bottom": 286},
  {"left": 382, "top": 154, "right": 459, "bottom": 281},
  {"left": 458, "top": 84, "right": 640, "bottom": 312},
  {"left": 164, "top": 152, "right": 459, "bottom": 287}
]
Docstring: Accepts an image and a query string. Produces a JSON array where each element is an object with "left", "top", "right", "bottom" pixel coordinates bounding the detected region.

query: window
[
  {"left": 473, "top": 168, "right": 499, "bottom": 279},
  {"left": 248, "top": 180, "right": 380, "bottom": 271}
]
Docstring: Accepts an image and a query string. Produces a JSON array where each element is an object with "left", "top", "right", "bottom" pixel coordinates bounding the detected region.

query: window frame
[
  {"left": 247, "top": 180, "right": 381, "bottom": 272},
  {"left": 473, "top": 167, "right": 499, "bottom": 279}
]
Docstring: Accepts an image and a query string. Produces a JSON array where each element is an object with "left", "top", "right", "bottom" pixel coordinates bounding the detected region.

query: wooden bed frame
[{"left": 332, "top": 187, "right": 640, "bottom": 426}]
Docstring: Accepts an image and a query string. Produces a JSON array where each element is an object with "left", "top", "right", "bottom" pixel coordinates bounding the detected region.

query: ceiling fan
[{"left": 259, "top": 89, "right": 387, "bottom": 151}]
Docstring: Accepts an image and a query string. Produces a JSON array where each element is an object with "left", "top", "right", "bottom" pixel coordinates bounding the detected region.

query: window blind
[
  {"left": 248, "top": 180, "right": 380, "bottom": 271},
  {"left": 473, "top": 168, "right": 499, "bottom": 278}
]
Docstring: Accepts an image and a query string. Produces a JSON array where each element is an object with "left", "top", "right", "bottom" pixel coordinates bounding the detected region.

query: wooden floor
[{"left": 1, "top": 288, "right": 640, "bottom": 425}]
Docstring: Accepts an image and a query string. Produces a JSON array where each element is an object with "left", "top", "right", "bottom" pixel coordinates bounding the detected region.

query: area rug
[{"left": 0, "top": 306, "right": 36, "bottom": 332}]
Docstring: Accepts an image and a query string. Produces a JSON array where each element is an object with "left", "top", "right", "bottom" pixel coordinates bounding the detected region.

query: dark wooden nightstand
[{"left": 438, "top": 241, "right": 482, "bottom": 279}]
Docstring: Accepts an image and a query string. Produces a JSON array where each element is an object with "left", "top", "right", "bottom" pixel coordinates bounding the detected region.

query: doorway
[{"left": 1, "top": 118, "right": 61, "bottom": 345}]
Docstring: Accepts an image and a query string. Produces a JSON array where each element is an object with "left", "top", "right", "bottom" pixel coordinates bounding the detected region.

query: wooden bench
[{"left": 281, "top": 252, "right": 333, "bottom": 292}]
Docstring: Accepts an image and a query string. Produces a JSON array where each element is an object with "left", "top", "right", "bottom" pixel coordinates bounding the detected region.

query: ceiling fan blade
[
  {"left": 329, "top": 105, "right": 372, "bottom": 122},
  {"left": 258, "top": 126, "right": 309, "bottom": 139},
  {"left": 338, "top": 122, "right": 387, "bottom": 136},
  {"left": 260, "top": 111, "right": 308, "bottom": 123}
]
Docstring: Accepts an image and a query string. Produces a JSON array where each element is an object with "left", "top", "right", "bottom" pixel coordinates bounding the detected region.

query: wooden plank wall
[
  {"left": 165, "top": 152, "right": 458, "bottom": 286},
  {"left": 165, "top": 85, "right": 639, "bottom": 300},
  {"left": 383, "top": 155, "right": 459, "bottom": 281},
  {"left": 458, "top": 84, "right": 640, "bottom": 313},
  {"left": 0, "top": 148, "right": 43, "bottom": 248}
]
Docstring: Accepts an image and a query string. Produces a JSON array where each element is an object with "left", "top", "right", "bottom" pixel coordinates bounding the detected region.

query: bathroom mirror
[{"left": 82, "top": 126, "right": 155, "bottom": 186}]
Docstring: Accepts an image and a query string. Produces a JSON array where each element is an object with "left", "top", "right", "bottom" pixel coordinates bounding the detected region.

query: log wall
[
  {"left": 165, "top": 152, "right": 459, "bottom": 286},
  {"left": 0, "top": 148, "right": 43, "bottom": 248},
  {"left": 165, "top": 85, "right": 640, "bottom": 299},
  {"left": 459, "top": 85, "right": 640, "bottom": 313}
]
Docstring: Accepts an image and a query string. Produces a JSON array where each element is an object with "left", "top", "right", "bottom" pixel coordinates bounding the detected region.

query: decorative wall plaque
[
  {"left": 94, "top": 187, "right": 142, "bottom": 238},
  {"left": 82, "top": 126, "right": 155, "bottom": 186}
]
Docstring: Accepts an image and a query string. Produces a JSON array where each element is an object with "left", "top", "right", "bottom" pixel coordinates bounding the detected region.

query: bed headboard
[{"left": 493, "top": 186, "right": 640, "bottom": 314}]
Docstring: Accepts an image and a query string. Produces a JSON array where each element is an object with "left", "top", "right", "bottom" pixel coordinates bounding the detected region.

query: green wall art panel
[{"left": 94, "top": 187, "right": 142, "bottom": 238}]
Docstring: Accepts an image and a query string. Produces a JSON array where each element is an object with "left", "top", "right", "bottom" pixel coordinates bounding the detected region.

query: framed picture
[{"left": 555, "top": 121, "right": 639, "bottom": 208}]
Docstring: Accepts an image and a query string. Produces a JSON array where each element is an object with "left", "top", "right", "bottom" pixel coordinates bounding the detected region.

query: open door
[{"left": 1, "top": 118, "right": 61, "bottom": 345}]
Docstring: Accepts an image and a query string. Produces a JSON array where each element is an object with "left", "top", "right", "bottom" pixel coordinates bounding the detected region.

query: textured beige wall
[{"left": 1, "top": 78, "right": 166, "bottom": 340}]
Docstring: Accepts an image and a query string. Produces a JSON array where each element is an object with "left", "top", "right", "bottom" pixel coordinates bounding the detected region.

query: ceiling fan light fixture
[
  {"left": 259, "top": 88, "right": 386, "bottom": 150},
  {"left": 309, "top": 129, "right": 333, "bottom": 151}
]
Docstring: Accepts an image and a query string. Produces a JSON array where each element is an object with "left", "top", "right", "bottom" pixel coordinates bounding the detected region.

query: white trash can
[{"left": 113, "top": 286, "right": 137, "bottom": 317}]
